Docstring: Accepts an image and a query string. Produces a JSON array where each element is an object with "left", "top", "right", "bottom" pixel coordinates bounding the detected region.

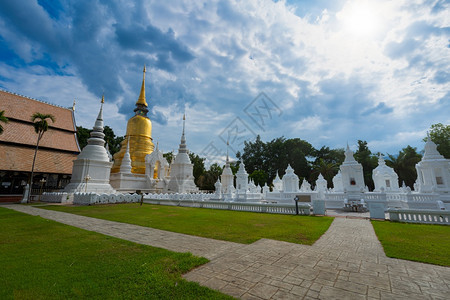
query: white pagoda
[
  {"left": 372, "top": 154, "right": 400, "bottom": 192},
  {"left": 64, "top": 96, "right": 115, "bottom": 194},
  {"left": 167, "top": 115, "right": 198, "bottom": 193},
  {"left": 340, "top": 144, "right": 365, "bottom": 192},
  {"left": 282, "top": 164, "right": 299, "bottom": 193},
  {"left": 415, "top": 136, "right": 450, "bottom": 195}
]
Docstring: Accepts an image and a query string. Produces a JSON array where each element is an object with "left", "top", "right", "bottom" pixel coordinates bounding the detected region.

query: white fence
[
  {"left": 41, "top": 192, "right": 70, "bottom": 203},
  {"left": 388, "top": 209, "right": 450, "bottom": 225},
  {"left": 144, "top": 197, "right": 311, "bottom": 215}
]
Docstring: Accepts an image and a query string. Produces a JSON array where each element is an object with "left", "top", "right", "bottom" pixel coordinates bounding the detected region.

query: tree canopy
[{"left": 424, "top": 123, "right": 450, "bottom": 159}]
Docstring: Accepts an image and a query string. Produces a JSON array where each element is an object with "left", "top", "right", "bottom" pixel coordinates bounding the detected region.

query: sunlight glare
[{"left": 338, "top": 1, "right": 380, "bottom": 37}]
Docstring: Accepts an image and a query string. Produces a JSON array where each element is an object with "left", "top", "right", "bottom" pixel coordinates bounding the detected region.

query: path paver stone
[{"left": 2, "top": 204, "right": 449, "bottom": 300}]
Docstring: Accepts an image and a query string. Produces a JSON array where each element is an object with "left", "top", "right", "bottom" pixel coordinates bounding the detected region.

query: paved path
[{"left": 2, "top": 204, "right": 449, "bottom": 299}]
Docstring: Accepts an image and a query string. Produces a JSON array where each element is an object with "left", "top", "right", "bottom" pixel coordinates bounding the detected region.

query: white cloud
[{"left": 0, "top": 0, "right": 448, "bottom": 157}]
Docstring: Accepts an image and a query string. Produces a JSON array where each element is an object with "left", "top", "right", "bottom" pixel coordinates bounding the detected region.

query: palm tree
[
  {"left": 28, "top": 113, "right": 55, "bottom": 202},
  {"left": 0, "top": 110, "right": 8, "bottom": 135},
  {"left": 310, "top": 158, "right": 338, "bottom": 188}
]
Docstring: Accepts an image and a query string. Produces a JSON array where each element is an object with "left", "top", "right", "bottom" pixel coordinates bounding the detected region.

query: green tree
[
  {"left": 313, "top": 146, "right": 345, "bottom": 165},
  {"left": 197, "top": 163, "right": 222, "bottom": 190},
  {"left": 238, "top": 136, "right": 315, "bottom": 186},
  {"left": 104, "top": 126, "right": 124, "bottom": 155},
  {"left": 189, "top": 152, "right": 206, "bottom": 186},
  {"left": 0, "top": 110, "right": 8, "bottom": 135},
  {"left": 424, "top": 123, "right": 450, "bottom": 158},
  {"left": 163, "top": 151, "right": 174, "bottom": 164},
  {"left": 29, "top": 113, "right": 55, "bottom": 202},
  {"left": 354, "top": 140, "right": 378, "bottom": 190},
  {"left": 76, "top": 126, "right": 90, "bottom": 150},
  {"left": 386, "top": 145, "right": 422, "bottom": 188},
  {"left": 249, "top": 170, "right": 268, "bottom": 187},
  {"left": 310, "top": 158, "right": 338, "bottom": 188}
]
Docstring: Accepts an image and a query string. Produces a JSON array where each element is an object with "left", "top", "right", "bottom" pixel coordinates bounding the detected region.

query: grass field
[
  {"left": 372, "top": 220, "right": 450, "bottom": 267},
  {"left": 42, "top": 203, "right": 334, "bottom": 245},
  {"left": 0, "top": 207, "right": 232, "bottom": 299}
]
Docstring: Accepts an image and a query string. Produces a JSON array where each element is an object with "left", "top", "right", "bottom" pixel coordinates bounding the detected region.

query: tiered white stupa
[
  {"left": 340, "top": 144, "right": 365, "bottom": 192},
  {"left": 220, "top": 143, "right": 235, "bottom": 194},
  {"left": 167, "top": 115, "right": 198, "bottom": 193},
  {"left": 64, "top": 96, "right": 115, "bottom": 193},
  {"left": 235, "top": 160, "right": 248, "bottom": 192},
  {"left": 272, "top": 172, "right": 283, "bottom": 192},
  {"left": 372, "top": 154, "right": 400, "bottom": 192},
  {"left": 315, "top": 174, "right": 328, "bottom": 192},
  {"left": 282, "top": 164, "right": 299, "bottom": 193},
  {"left": 415, "top": 136, "right": 450, "bottom": 194}
]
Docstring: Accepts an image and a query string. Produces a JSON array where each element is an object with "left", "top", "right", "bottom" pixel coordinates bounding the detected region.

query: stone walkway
[{"left": 2, "top": 204, "right": 449, "bottom": 299}]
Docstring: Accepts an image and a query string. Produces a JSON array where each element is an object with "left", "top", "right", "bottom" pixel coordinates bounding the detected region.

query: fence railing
[
  {"left": 144, "top": 197, "right": 311, "bottom": 215},
  {"left": 388, "top": 208, "right": 449, "bottom": 225}
]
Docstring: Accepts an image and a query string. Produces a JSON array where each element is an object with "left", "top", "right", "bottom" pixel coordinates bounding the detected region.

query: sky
[{"left": 0, "top": 0, "right": 448, "bottom": 165}]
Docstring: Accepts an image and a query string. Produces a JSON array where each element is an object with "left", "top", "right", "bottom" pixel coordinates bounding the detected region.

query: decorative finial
[
  {"left": 101, "top": 94, "right": 105, "bottom": 104},
  {"left": 226, "top": 138, "right": 229, "bottom": 163},
  {"left": 136, "top": 65, "right": 148, "bottom": 107}
]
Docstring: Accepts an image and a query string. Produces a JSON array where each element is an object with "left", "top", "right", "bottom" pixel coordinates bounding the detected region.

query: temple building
[
  {"left": 64, "top": 96, "right": 115, "bottom": 194},
  {"left": 0, "top": 90, "right": 80, "bottom": 202},
  {"left": 111, "top": 66, "right": 154, "bottom": 174}
]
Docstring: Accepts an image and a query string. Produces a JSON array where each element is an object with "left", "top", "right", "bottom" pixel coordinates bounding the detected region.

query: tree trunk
[{"left": 28, "top": 132, "right": 42, "bottom": 203}]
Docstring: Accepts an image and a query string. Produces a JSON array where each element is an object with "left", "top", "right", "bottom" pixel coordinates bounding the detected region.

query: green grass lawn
[
  {"left": 42, "top": 203, "right": 333, "bottom": 245},
  {"left": 372, "top": 220, "right": 450, "bottom": 267},
  {"left": 0, "top": 207, "right": 232, "bottom": 299}
]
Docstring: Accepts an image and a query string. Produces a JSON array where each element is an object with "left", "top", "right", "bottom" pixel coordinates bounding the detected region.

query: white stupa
[
  {"left": 415, "top": 135, "right": 450, "bottom": 194},
  {"left": 315, "top": 174, "right": 328, "bottom": 192},
  {"left": 300, "top": 178, "right": 312, "bottom": 192},
  {"left": 236, "top": 160, "right": 249, "bottom": 192},
  {"left": 167, "top": 114, "right": 198, "bottom": 193},
  {"left": 340, "top": 144, "right": 365, "bottom": 192},
  {"left": 272, "top": 172, "right": 283, "bottom": 192},
  {"left": 64, "top": 96, "right": 115, "bottom": 193},
  {"left": 214, "top": 178, "right": 222, "bottom": 197},
  {"left": 282, "top": 164, "right": 299, "bottom": 193},
  {"left": 332, "top": 170, "right": 343, "bottom": 192},
  {"left": 220, "top": 142, "right": 235, "bottom": 194},
  {"left": 372, "top": 154, "right": 400, "bottom": 192}
]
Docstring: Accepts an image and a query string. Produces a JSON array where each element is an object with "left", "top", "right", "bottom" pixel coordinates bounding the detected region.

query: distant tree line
[{"left": 75, "top": 123, "right": 449, "bottom": 191}]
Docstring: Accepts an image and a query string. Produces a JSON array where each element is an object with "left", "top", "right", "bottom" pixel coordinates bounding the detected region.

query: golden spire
[
  {"left": 136, "top": 65, "right": 148, "bottom": 107},
  {"left": 101, "top": 94, "right": 105, "bottom": 104}
]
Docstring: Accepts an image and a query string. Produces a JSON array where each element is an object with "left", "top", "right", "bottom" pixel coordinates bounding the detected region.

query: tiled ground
[{"left": 3, "top": 204, "right": 449, "bottom": 299}]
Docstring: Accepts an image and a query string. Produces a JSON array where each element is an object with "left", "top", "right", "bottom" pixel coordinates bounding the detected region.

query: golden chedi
[{"left": 111, "top": 66, "right": 154, "bottom": 174}]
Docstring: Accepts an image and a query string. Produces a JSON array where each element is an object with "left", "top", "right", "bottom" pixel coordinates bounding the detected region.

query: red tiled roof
[
  {"left": 1, "top": 121, "right": 79, "bottom": 152},
  {"left": 0, "top": 90, "right": 76, "bottom": 132},
  {"left": 0, "top": 90, "right": 80, "bottom": 175},
  {"left": 0, "top": 90, "right": 80, "bottom": 153},
  {"left": 0, "top": 144, "right": 77, "bottom": 174}
]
